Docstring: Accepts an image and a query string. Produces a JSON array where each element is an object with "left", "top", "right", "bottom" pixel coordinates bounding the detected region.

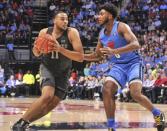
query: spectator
[
  {"left": 6, "top": 75, "right": 17, "bottom": 96},
  {"left": 6, "top": 36, "right": 15, "bottom": 62},
  {"left": 23, "top": 70, "right": 35, "bottom": 96},
  {"left": 83, "top": 64, "right": 90, "bottom": 76},
  {"left": 0, "top": 64, "right": 4, "bottom": 83}
]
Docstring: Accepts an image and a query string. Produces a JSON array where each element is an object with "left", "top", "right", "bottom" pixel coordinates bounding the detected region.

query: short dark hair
[
  {"left": 53, "top": 11, "right": 66, "bottom": 19},
  {"left": 100, "top": 3, "right": 118, "bottom": 18}
]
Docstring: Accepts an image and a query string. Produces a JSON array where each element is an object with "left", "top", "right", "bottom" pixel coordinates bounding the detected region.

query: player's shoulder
[
  {"left": 38, "top": 28, "right": 49, "bottom": 36},
  {"left": 118, "top": 22, "right": 128, "bottom": 28},
  {"left": 118, "top": 22, "right": 131, "bottom": 33},
  {"left": 67, "top": 27, "right": 79, "bottom": 34},
  {"left": 39, "top": 28, "right": 48, "bottom": 33}
]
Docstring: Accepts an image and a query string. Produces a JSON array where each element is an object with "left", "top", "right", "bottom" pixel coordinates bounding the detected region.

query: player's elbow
[
  {"left": 136, "top": 43, "right": 141, "bottom": 49},
  {"left": 133, "top": 41, "right": 140, "bottom": 50}
]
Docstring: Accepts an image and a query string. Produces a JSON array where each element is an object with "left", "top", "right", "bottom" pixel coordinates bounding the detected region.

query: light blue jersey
[
  {"left": 99, "top": 21, "right": 140, "bottom": 64},
  {"left": 99, "top": 21, "right": 143, "bottom": 88}
]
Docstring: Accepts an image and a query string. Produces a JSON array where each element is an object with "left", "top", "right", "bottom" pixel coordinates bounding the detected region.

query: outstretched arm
[{"left": 84, "top": 39, "right": 104, "bottom": 61}]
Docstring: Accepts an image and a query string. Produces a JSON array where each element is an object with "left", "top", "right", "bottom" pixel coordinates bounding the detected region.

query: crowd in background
[
  {"left": 0, "top": 0, "right": 166, "bottom": 104},
  {"left": 0, "top": 64, "right": 40, "bottom": 97},
  {"left": 0, "top": 0, "right": 33, "bottom": 48},
  {"left": 48, "top": 0, "right": 123, "bottom": 47}
]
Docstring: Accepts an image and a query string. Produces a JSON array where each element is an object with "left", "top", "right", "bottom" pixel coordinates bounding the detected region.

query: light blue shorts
[{"left": 106, "top": 62, "right": 143, "bottom": 88}]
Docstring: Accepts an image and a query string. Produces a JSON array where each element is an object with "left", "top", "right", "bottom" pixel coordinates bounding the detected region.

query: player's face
[
  {"left": 98, "top": 9, "right": 110, "bottom": 25},
  {"left": 54, "top": 13, "right": 68, "bottom": 30}
]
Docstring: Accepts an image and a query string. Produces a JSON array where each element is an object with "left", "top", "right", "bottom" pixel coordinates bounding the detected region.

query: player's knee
[
  {"left": 41, "top": 86, "right": 55, "bottom": 104},
  {"left": 130, "top": 92, "right": 142, "bottom": 102},
  {"left": 103, "top": 81, "right": 117, "bottom": 95},
  {"left": 41, "top": 94, "right": 54, "bottom": 104},
  {"left": 52, "top": 96, "right": 61, "bottom": 107}
]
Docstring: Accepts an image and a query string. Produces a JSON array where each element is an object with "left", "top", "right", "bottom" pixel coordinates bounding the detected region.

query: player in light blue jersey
[{"left": 84, "top": 3, "right": 165, "bottom": 131}]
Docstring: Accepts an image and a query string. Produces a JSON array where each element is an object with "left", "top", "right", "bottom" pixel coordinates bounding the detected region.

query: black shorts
[{"left": 40, "top": 64, "right": 70, "bottom": 99}]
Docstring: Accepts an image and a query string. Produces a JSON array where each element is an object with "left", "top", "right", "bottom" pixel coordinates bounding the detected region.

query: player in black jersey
[{"left": 12, "top": 11, "right": 84, "bottom": 131}]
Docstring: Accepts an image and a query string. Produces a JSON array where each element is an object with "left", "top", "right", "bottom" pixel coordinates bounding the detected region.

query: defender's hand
[
  {"left": 100, "top": 47, "right": 115, "bottom": 56},
  {"left": 100, "top": 47, "right": 120, "bottom": 58}
]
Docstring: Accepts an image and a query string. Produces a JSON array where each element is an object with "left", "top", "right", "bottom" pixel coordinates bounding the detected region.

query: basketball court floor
[{"left": 0, "top": 98, "right": 166, "bottom": 131}]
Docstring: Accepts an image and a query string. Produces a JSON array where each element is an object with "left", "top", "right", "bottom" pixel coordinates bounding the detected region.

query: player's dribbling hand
[{"left": 100, "top": 47, "right": 115, "bottom": 56}]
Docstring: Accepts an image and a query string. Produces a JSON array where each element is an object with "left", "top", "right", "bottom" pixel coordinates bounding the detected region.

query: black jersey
[{"left": 41, "top": 27, "right": 73, "bottom": 74}]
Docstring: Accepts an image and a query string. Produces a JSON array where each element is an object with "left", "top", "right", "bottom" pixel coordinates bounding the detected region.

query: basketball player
[
  {"left": 84, "top": 4, "right": 165, "bottom": 131},
  {"left": 12, "top": 11, "right": 84, "bottom": 130}
]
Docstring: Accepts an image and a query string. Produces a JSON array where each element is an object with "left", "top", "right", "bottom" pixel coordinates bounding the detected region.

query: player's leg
[
  {"left": 103, "top": 79, "right": 117, "bottom": 131},
  {"left": 103, "top": 66, "right": 127, "bottom": 131},
  {"left": 12, "top": 64, "right": 60, "bottom": 131},
  {"left": 128, "top": 63, "right": 165, "bottom": 131},
  {"left": 22, "top": 86, "right": 60, "bottom": 122},
  {"left": 103, "top": 79, "right": 118, "bottom": 118},
  {"left": 12, "top": 85, "right": 60, "bottom": 131},
  {"left": 21, "top": 70, "right": 69, "bottom": 127}
]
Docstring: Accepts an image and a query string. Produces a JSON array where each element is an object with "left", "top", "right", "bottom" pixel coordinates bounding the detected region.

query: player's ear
[
  {"left": 52, "top": 17, "right": 57, "bottom": 24},
  {"left": 108, "top": 14, "right": 113, "bottom": 20}
]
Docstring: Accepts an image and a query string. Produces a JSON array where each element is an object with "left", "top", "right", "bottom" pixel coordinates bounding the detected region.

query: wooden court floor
[{"left": 0, "top": 98, "right": 166, "bottom": 131}]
